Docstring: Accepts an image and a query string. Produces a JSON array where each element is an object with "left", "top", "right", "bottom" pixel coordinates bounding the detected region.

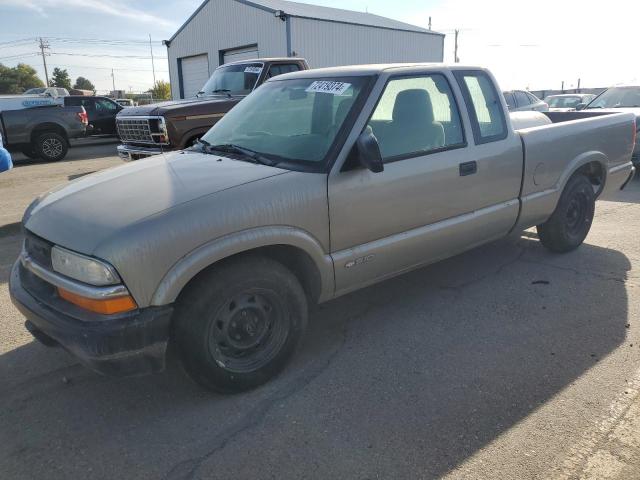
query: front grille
[
  {"left": 117, "top": 118, "right": 154, "bottom": 143},
  {"left": 24, "top": 230, "right": 53, "bottom": 269}
]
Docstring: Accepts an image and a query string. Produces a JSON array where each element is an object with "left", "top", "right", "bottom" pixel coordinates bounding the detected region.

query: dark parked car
[
  {"left": 116, "top": 57, "right": 309, "bottom": 161},
  {"left": 0, "top": 105, "right": 88, "bottom": 161},
  {"left": 64, "top": 96, "right": 123, "bottom": 135}
]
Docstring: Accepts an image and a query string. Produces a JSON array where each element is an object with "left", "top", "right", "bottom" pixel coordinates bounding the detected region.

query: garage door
[
  {"left": 180, "top": 54, "right": 209, "bottom": 98},
  {"left": 222, "top": 45, "right": 259, "bottom": 64}
]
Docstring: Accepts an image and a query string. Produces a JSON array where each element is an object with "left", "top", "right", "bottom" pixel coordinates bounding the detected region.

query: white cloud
[{"left": 2, "top": 0, "right": 176, "bottom": 28}]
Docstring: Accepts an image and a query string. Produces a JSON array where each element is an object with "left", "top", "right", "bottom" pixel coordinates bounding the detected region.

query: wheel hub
[
  {"left": 42, "top": 138, "right": 63, "bottom": 158},
  {"left": 226, "top": 307, "right": 269, "bottom": 349}
]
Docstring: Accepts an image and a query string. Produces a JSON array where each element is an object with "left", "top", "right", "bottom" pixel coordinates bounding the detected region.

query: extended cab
[
  {"left": 116, "top": 57, "right": 309, "bottom": 161},
  {"left": 0, "top": 104, "right": 88, "bottom": 161},
  {"left": 10, "top": 64, "right": 636, "bottom": 393}
]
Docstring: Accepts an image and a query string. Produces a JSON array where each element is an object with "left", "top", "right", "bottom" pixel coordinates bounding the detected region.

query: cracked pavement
[{"left": 1, "top": 146, "right": 640, "bottom": 479}]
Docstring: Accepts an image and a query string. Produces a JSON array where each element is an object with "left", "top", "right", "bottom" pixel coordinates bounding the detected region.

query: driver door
[{"left": 328, "top": 71, "right": 522, "bottom": 295}]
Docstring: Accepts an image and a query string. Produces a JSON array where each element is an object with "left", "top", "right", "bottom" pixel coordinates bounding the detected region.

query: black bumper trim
[{"left": 9, "top": 260, "right": 173, "bottom": 377}]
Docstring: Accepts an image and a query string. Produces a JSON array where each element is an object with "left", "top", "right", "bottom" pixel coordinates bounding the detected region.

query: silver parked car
[
  {"left": 10, "top": 64, "right": 636, "bottom": 393},
  {"left": 503, "top": 90, "right": 548, "bottom": 112},
  {"left": 544, "top": 93, "right": 596, "bottom": 111},
  {"left": 583, "top": 85, "right": 640, "bottom": 167}
]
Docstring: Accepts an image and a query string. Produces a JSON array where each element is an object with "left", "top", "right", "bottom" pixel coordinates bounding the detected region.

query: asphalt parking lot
[{"left": 1, "top": 144, "right": 640, "bottom": 480}]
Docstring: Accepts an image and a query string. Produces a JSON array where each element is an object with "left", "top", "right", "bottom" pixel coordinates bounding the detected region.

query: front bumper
[
  {"left": 9, "top": 260, "right": 173, "bottom": 376},
  {"left": 117, "top": 144, "right": 167, "bottom": 162}
]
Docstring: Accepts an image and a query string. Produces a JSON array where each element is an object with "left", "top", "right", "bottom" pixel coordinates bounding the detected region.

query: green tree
[
  {"left": 148, "top": 80, "right": 171, "bottom": 100},
  {"left": 51, "top": 67, "right": 72, "bottom": 90},
  {"left": 73, "top": 76, "right": 95, "bottom": 91},
  {"left": 0, "top": 63, "right": 44, "bottom": 94}
]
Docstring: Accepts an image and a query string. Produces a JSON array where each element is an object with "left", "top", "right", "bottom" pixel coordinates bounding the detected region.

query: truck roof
[
  {"left": 221, "top": 57, "right": 307, "bottom": 67},
  {"left": 269, "top": 63, "right": 486, "bottom": 79}
]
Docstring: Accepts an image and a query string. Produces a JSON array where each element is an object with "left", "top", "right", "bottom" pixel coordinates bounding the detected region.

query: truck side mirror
[
  {"left": 356, "top": 126, "right": 384, "bottom": 173},
  {"left": 575, "top": 103, "right": 586, "bottom": 111}
]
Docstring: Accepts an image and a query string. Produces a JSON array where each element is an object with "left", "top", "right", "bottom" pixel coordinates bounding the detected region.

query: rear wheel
[
  {"left": 173, "top": 255, "right": 308, "bottom": 393},
  {"left": 34, "top": 132, "right": 68, "bottom": 162},
  {"left": 536, "top": 174, "right": 595, "bottom": 253}
]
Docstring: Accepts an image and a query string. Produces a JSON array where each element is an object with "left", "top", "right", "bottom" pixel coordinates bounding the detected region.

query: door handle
[{"left": 459, "top": 161, "right": 477, "bottom": 176}]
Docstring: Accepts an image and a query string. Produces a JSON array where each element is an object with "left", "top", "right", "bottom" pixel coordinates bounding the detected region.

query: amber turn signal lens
[{"left": 57, "top": 288, "right": 137, "bottom": 315}]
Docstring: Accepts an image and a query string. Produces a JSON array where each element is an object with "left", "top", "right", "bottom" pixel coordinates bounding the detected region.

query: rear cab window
[
  {"left": 267, "top": 63, "right": 301, "bottom": 79},
  {"left": 454, "top": 70, "right": 508, "bottom": 144}
]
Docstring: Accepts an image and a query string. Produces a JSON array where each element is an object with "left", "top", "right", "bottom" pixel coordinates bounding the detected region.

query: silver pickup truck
[{"left": 10, "top": 64, "right": 636, "bottom": 393}]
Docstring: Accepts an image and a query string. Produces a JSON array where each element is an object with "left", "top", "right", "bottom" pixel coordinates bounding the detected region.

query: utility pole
[
  {"left": 454, "top": 30, "right": 460, "bottom": 63},
  {"left": 149, "top": 34, "right": 157, "bottom": 86},
  {"left": 577, "top": 78, "right": 581, "bottom": 92},
  {"left": 561, "top": 80, "right": 564, "bottom": 93},
  {"left": 111, "top": 69, "right": 116, "bottom": 94},
  {"left": 428, "top": 16, "right": 432, "bottom": 30},
  {"left": 38, "top": 37, "right": 50, "bottom": 87}
]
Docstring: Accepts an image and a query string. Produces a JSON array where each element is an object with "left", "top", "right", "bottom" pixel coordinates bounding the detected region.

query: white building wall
[
  {"left": 289, "top": 17, "right": 444, "bottom": 68},
  {"left": 167, "top": 0, "right": 288, "bottom": 99}
]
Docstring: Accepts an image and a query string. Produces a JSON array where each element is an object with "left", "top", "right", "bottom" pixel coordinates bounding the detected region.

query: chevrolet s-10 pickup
[{"left": 10, "top": 64, "right": 637, "bottom": 392}]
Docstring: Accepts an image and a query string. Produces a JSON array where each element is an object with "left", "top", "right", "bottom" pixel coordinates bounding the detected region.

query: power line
[
  {"left": 0, "top": 37, "right": 34, "bottom": 47},
  {"left": 45, "top": 36, "right": 164, "bottom": 45},
  {"left": 0, "top": 53, "right": 39, "bottom": 61},
  {"left": 50, "top": 52, "right": 167, "bottom": 59},
  {"left": 44, "top": 63, "right": 168, "bottom": 73}
]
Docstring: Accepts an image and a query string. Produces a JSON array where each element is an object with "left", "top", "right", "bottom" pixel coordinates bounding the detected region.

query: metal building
[{"left": 164, "top": 0, "right": 444, "bottom": 99}]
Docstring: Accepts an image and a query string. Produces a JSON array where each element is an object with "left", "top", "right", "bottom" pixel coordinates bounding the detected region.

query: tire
[
  {"left": 20, "top": 147, "right": 39, "bottom": 159},
  {"left": 34, "top": 132, "right": 68, "bottom": 162},
  {"left": 173, "top": 255, "right": 308, "bottom": 393},
  {"left": 536, "top": 174, "right": 595, "bottom": 253}
]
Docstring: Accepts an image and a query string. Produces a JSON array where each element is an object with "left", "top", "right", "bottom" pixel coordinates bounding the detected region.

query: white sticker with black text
[
  {"left": 244, "top": 66, "right": 263, "bottom": 74},
  {"left": 305, "top": 81, "right": 351, "bottom": 95}
]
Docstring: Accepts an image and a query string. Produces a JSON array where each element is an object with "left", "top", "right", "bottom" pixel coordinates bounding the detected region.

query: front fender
[{"left": 150, "top": 226, "right": 335, "bottom": 306}]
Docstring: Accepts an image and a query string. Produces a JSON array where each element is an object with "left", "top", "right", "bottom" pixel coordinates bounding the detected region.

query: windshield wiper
[
  {"left": 195, "top": 91, "right": 205, "bottom": 98},
  {"left": 206, "top": 143, "right": 278, "bottom": 167}
]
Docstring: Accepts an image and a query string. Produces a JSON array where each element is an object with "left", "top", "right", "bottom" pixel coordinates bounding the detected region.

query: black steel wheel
[
  {"left": 174, "top": 255, "right": 308, "bottom": 393},
  {"left": 208, "top": 290, "right": 290, "bottom": 373},
  {"left": 537, "top": 173, "right": 595, "bottom": 253}
]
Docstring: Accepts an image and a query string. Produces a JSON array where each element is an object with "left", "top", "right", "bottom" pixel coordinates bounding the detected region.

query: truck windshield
[
  {"left": 200, "top": 76, "right": 369, "bottom": 167},
  {"left": 586, "top": 87, "right": 640, "bottom": 109},
  {"left": 199, "top": 63, "right": 264, "bottom": 97}
]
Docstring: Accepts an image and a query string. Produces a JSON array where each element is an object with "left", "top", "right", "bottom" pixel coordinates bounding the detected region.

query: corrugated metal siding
[
  {"left": 167, "top": 0, "right": 287, "bottom": 99},
  {"left": 289, "top": 17, "right": 443, "bottom": 68}
]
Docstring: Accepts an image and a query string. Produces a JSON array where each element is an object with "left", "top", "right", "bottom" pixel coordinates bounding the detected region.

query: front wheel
[
  {"left": 34, "top": 132, "right": 68, "bottom": 162},
  {"left": 537, "top": 174, "right": 595, "bottom": 253},
  {"left": 173, "top": 256, "right": 308, "bottom": 393}
]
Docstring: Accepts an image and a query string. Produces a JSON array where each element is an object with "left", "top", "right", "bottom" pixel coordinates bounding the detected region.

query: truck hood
[
  {"left": 121, "top": 95, "right": 243, "bottom": 117},
  {"left": 24, "top": 151, "right": 289, "bottom": 255}
]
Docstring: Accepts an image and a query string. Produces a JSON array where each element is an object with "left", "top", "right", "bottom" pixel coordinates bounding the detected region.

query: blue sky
[{"left": 0, "top": 0, "right": 637, "bottom": 93}]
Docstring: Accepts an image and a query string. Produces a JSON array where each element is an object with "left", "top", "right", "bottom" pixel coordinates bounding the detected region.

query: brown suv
[{"left": 116, "top": 57, "right": 309, "bottom": 161}]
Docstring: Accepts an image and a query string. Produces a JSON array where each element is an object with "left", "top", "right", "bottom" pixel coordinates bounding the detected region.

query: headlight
[{"left": 51, "top": 246, "right": 120, "bottom": 286}]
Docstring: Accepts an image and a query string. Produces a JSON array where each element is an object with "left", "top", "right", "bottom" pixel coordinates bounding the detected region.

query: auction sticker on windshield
[
  {"left": 244, "top": 66, "right": 263, "bottom": 74},
  {"left": 306, "top": 81, "right": 351, "bottom": 95}
]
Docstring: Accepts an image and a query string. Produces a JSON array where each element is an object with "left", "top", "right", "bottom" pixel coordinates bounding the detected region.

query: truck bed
[{"left": 514, "top": 111, "right": 636, "bottom": 230}]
